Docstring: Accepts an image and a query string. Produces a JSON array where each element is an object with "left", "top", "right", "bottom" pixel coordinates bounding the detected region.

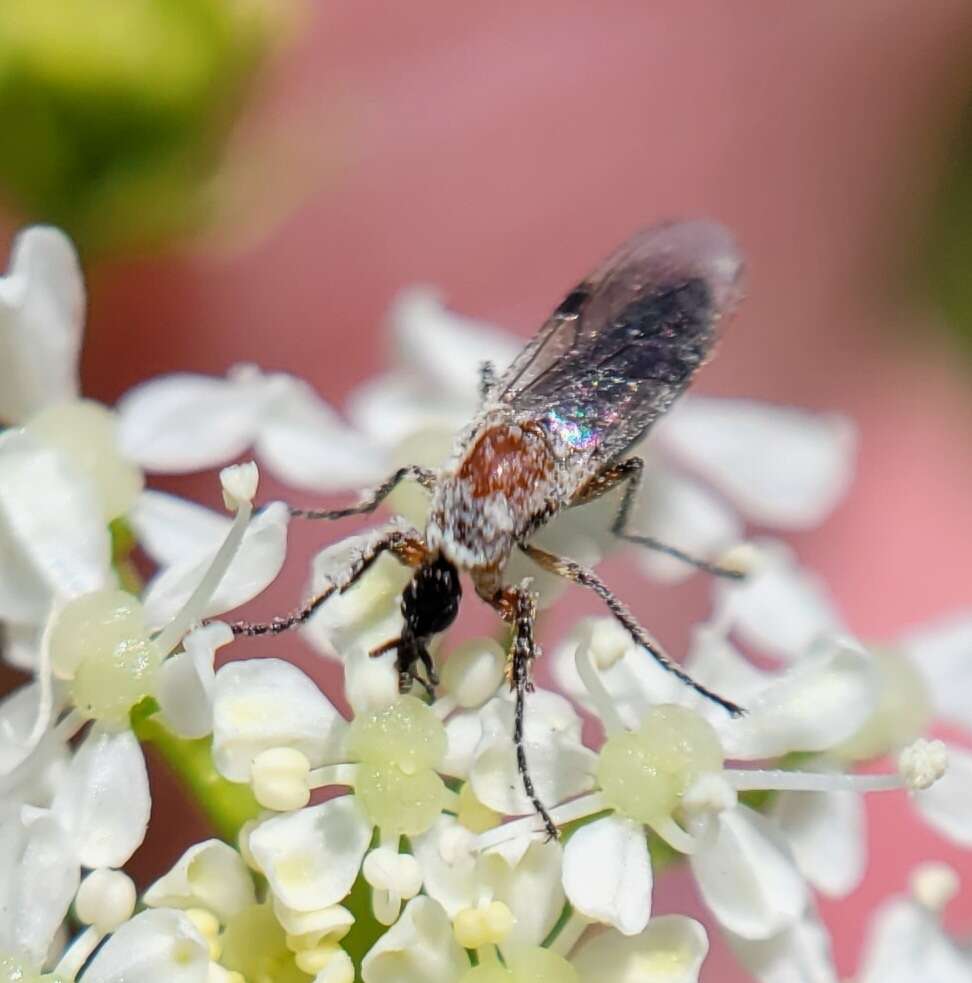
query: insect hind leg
[
  {"left": 519, "top": 543, "right": 744, "bottom": 717},
  {"left": 288, "top": 465, "right": 437, "bottom": 521},
  {"left": 492, "top": 583, "right": 559, "bottom": 840},
  {"left": 575, "top": 457, "right": 744, "bottom": 581}
]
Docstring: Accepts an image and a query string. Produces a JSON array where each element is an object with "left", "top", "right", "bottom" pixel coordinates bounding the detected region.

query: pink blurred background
[{"left": 15, "top": 1, "right": 972, "bottom": 978}]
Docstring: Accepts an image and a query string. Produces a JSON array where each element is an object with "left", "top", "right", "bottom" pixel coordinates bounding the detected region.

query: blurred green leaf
[
  {"left": 0, "top": 0, "right": 285, "bottom": 255},
  {"left": 924, "top": 99, "right": 972, "bottom": 351}
]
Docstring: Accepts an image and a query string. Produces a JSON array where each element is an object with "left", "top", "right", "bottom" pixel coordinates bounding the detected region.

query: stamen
[
  {"left": 475, "top": 791, "right": 606, "bottom": 851},
  {"left": 54, "top": 926, "right": 102, "bottom": 980},
  {"left": 308, "top": 763, "right": 358, "bottom": 789},
  {"left": 23, "top": 603, "right": 57, "bottom": 750},
  {"left": 574, "top": 632, "right": 627, "bottom": 736},
  {"left": 153, "top": 465, "right": 255, "bottom": 657},
  {"left": 653, "top": 815, "right": 699, "bottom": 854},
  {"left": 725, "top": 767, "right": 902, "bottom": 794}
]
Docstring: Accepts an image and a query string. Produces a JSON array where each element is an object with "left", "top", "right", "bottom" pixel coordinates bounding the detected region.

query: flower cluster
[{"left": 1, "top": 225, "right": 970, "bottom": 983}]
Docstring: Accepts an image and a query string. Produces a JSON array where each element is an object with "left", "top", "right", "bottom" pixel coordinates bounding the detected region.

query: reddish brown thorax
[{"left": 457, "top": 423, "right": 555, "bottom": 499}]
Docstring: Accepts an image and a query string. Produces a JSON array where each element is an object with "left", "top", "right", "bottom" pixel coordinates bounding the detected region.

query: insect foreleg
[
  {"left": 228, "top": 526, "right": 427, "bottom": 637},
  {"left": 289, "top": 466, "right": 437, "bottom": 521},
  {"left": 492, "top": 583, "right": 558, "bottom": 840},
  {"left": 574, "top": 458, "right": 744, "bottom": 581},
  {"left": 519, "top": 543, "right": 744, "bottom": 717}
]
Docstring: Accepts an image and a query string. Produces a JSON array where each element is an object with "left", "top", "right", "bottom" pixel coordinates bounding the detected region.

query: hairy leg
[
  {"left": 289, "top": 466, "right": 437, "bottom": 521},
  {"left": 520, "top": 542, "right": 744, "bottom": 717},
  {"left": 229, "top": 526, "right": 427, "bottom": 637},
  {"left": 571, "top": 457, "right": 744, "bottom": 580},
  {"left": 491, "top": 583, "right": 559, "bottom": 840}
]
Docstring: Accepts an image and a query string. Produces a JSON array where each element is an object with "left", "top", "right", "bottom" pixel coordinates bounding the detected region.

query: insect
[{"left": 232, "top": 219, "right": 746, "bottom": 838}]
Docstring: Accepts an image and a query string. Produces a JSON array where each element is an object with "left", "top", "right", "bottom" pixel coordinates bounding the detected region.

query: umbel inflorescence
[{"left": 0, "top": 225, "right": 970, "bottom": 983}]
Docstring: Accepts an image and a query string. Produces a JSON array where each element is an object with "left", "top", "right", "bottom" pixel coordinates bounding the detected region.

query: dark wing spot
[{"left": 554, "top": 287, "right": 589, "bottom": 319}]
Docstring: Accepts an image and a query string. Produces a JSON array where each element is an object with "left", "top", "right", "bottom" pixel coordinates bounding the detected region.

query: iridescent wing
[{"left": 496, "top": 220, "right": 744, "bottom": 463}]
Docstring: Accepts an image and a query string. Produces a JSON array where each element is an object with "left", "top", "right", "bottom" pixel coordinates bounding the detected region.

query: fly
[{"left": 232, "top": 220, "right": 747, "bottom": 838}]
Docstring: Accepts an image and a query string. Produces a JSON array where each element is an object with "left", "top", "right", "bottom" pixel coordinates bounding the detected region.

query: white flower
[
  {"left": 411, "top": 815, "right": 566, "bottom": 949},
  {"left": 243, "top": 694, "right": 459, "bottom": 926},
  {"left": 142, "top": 840, "right": 256, "bottom": 922},
  {"left": 117, "top": 364, "right": 385, "bottom": 489},
  {"left": 0, "top": 726, "right": 149, "bottom": 967},
  {"left": 728, "top": 904, "right": 839, "bottom": 983},
  {"left": 211, "top": 658, "right": 348, "bottom": 782},
  {"left": 360, "top": 896, "right": 468, "bottom": 983},
  {"left": 466, "top": 688, "right": 598, "bottom": 817},
  {"left": 570, "top": 914, "right": 710, "bottom": 983},
  {"left": 484, "top": 623, "right": 927, "bottom": 943},
  {"left": 716, "top": 547, "right": 972, "bottom": 852},
  {"left": 0, "top": 226, "right": 84, "bottom": 424},
  {"left": 80, "top": 908, "right": 211, "bottom": 983}
]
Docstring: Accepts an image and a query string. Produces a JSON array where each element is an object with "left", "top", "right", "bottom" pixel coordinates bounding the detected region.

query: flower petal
[
  {"left": 480, "top": 836, "right": 565, "bottom": 948},
  {"left": 718, "top": 639, "right": 877, "bottom": 759},
  {"left": 552, "top": 618, "right": 687, "bottom": 731},
  {"left": 254, "top": 374, "right": 387, "bottom": 491},
  {"left": 129, "top": 490, "right": 232, "bottom": 567},
  {"left": 439, "top": 709, "right": 484, "bottom": 779},
  {"left": 572, "top": 915, "right": 709, "bottom": 983},
  {"left": 469, "top": 690, "right": 597, "bottom": 815},
  {"left": 346, "top": 373, "right": 465, "bottom": 448},
  {"left": 0, "top": 226, "right": 84, "bottom": 424},
  {"left": 117, "top": 371, "right": 270, "bottom": 472},
  {"left": 0, "top": 812, "right": 78, "bottom": 966},
  {"left": 142, "top": 501, "right": 289, "bottom": 629},
  {"left": 858, "top": 898, "right": 971, "bottom": 983},
  {"left": 211, "top": 658, "right": 347, "bottom": 781},
  {"left": 410, "top": 816, "right": 479, "bottom": 917},
  {"left": 143, "top": 839, "right": 256, "bottom": 922},
  {"left": 690, "top": 806, "right": 807, "bottom": 940},
  {"left": 53, "top": 725, "right": 150, "bottom": 868},
  {"left": 156, "top": 622, "right": 231, "bottom": 739},
  {"left": 360, "top": 895, "right": 468, "bottom": 983},
  {"left": 82, "top": 908, "right": 210, "bottom": 983},
  {"left": 772, "top": 787, "right": 866, "bottom": 897},
  {"left": 900, "top": 611, "right": 972, "bottom": 732},
  {"left": 2, "top": 622, "right": 42, "bottom": 672},
  {"left": 630, "top": 464, "right": 742, "bottom": 583},
  {"left": 716, "top": 541, "right": 845, "bottom": 662},
  {"left": 562, "top": 814, "right": 652, "bottom": 936},
  {"left": 658, "top": 397, "right": 856, "bottom": 528},
  {"left": 389, "top": 287, "right": 519, "bottom": 403},
  {"left": 910, "top": 743, "right": 972, "bottom": 847},
  {"left": 248, "top": 797, "right": 372, "bottom": 911},
  {"left": 302, "top": 534, "right": 412, "bottom": 662},
  {"left": 0, "top": 430, "right": 111, "bottom": 622},
  {"left": 683, "top": 625, "right": 774, "bottom": 707},
  {"left": 729, "top": 906, "right": 838, "bottom": 983}
]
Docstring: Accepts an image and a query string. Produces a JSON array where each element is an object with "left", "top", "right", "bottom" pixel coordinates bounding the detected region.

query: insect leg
[
  {"left": 289, "top": 466, "right": 437, "bottom": 521},
  {"left": 492, "top": 583, "right": 559, "bottom": 840},
  {"left": 228, "top": 527, "right": 427, "bottom": 637},
  {"left": 573, "top": 458, "right": 744, "bottom": 580},
  {"left": 519, "top": 543, "right": 744, "bottom": 717},
  {"left": 479, "top": 360, "right": 497, "bottom": 401}
]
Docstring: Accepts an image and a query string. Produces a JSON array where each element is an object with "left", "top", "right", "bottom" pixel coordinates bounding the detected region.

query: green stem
[{"left": 132, "top": 704, "right": 261, "bottom": 843}]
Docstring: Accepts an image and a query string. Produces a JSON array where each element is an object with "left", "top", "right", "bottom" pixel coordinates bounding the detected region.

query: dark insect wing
[{"left": 496, "top": 220, "right": 744, "bottom": 462}]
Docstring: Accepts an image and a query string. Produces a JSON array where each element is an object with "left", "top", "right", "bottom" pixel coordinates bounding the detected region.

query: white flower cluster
[{"left": 1, "top": 227, "right": 970, "bottom": 983}]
